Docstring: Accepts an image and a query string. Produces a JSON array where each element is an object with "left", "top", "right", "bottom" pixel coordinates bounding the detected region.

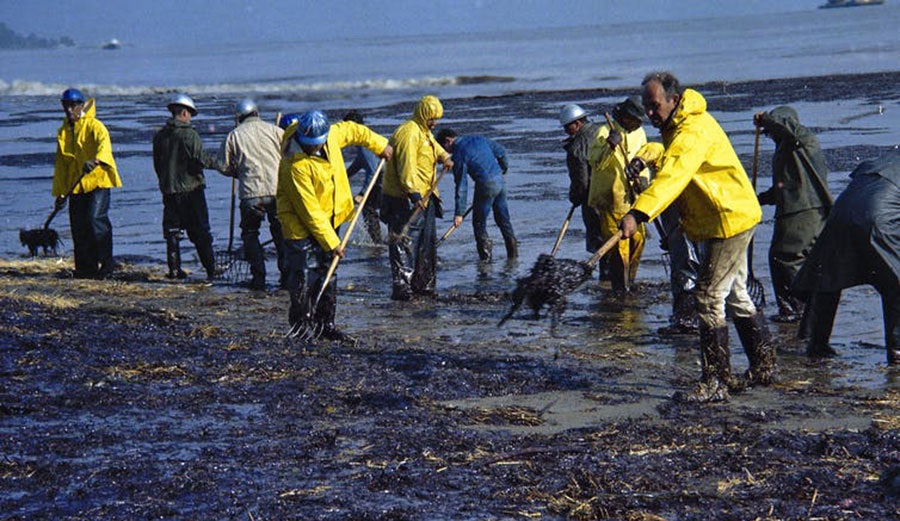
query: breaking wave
[{"left": 0, "top": 75, "right": 516, "bottom": 97}]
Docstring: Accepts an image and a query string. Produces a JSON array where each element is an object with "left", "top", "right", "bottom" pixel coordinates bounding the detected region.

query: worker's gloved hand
[
  {"left": 659, "top": 237, "right": 670, "bottom": 252},
  {"left": 409, "top": 192, "right": 425, "bottom": 210},
  {"left": 380, "top": 145, "right": 394, "bottom": 161},
  {"left": 54, "top": 196, "right": 67, "bottom": 211},
  {"left": 441, "top": 157, "right": 454, "bottom": 172},
  {"left": 625, "top": 157, "right": 646, "bottom": 180},
  {"left": 332, "top": 245, "right": 345, "bottom": 259},
  {"left": 82, "top": 159, "right": 100, "bottom": 174},
  {"left": 607, "top": 130, "right": 622, "bottom": 149},
  {"left": 753, "top": 111, "right": 766, "bottom": 128}
]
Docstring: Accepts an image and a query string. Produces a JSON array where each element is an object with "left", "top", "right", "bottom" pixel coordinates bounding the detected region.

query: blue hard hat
[
  {"left": 279, "top": 112, "right": 301, "bottom": 130},
  {"left": 294, "top": 110, "right": 329, "bottom": 146},
  {"left": 61, "top": 88, "right": 85, "bottom": 103}
]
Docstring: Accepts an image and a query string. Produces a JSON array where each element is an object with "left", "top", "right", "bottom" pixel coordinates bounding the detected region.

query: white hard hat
[
  {"left": 235, "top": 98, "right": 258, "bottom": 118},
  {"left": 559, "top": 104, "right": 588, "bottom": 126},
  {"left": 167, "top": 93, "right": 197, "bottom": 116}
]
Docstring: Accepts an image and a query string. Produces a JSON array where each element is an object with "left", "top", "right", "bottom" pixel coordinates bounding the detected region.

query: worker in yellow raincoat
[
  {"left": 53, "top": 88, "right": 121, "bottom": 279},
  {"left": 381, "top": 95, "right": 453, "bottom": 301},
  {"left": 587, "top": 97, "right": 649, "bottom": 293},
  {"left": 278, "top": 111, "right": 392, "bottom": 340},
  {"left": 619, "top": 72, "right": 774, "bottom": 403}
]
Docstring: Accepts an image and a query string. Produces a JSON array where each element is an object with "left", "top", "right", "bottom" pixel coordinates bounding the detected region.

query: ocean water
[{"left": 1, "top": 4, "right": 899, "bottom": 376}]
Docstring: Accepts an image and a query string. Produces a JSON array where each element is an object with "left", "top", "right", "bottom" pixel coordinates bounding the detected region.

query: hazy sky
[{"left": 2, "top": 0, "right": 823, "bottom": 47}]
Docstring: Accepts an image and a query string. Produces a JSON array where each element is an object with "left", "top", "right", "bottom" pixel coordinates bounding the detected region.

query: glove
[
  {"left": 409, "top": 192, "right": 422, "bottom": 205},
  {"left": 625, "top": 157, "right": 646, "bottom": 180},
  {"left": 82, "top": 159, "right": 99, "bottom": 174},
  {"left": 607, "top": 130, "right": 622, "bottom": 149}
]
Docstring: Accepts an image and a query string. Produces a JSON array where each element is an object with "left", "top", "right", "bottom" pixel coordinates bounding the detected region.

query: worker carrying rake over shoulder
[
  {"left": 587, "top": 96, "right": 650, "bottom": 294},
  {"left": 277, "top": 111, "right": 392, "bottom": 341},
  {"left": 53, "top": 88, "right": 121, "bottom": 279},
  {"left": 381, "top": 95, "right": 453, "bottom": 301},
  {"left": 619, "top": 72, "right": 775, "bottom": 403}
]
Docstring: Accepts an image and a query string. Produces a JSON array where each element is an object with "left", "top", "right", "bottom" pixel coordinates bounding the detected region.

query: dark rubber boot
[
  {"left": 734, "top": 313, "right": 777, "bottom": 386},
  {"left": 674, "top": 324, "right": 731, "bottom": 403},
  {"left": 476, "top": 234, "right": 493, "bottom": 262},
  {"left": 805, "top": 292, "right": 840, "bottom": 359},
  {"left": 503, "top": 234, "right": 518, "bottom": 260},
  {"left": 165, "top": 235, "right": 186, "bottom": 279}
]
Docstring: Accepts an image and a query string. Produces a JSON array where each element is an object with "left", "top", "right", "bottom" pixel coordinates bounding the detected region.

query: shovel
[
  {"left": 436, "top": 204, "right": 473, "bottom": 248},
  {"left": 287, "top": 158, "right": 386, "bottom": 341},
  {"left": 747, "top": 124, "right": 766, "bottom": 310}
]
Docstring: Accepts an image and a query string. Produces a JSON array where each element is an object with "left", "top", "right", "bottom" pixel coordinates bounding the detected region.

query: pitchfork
[
  {"left": 287, "top": 158, "right": 386, "bottom": 341},
  {"left": 747, "top": 124, "right": 766, "bottom": 310}
]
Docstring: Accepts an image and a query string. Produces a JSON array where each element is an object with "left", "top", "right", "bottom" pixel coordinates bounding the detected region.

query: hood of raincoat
[
  {"left": 757, "top": 105, "right": 832, "bottom": 216},
  {"left": 53, "top": 98, "right": 121, "bottom": 196},
  {"left": 413, "top": 96, "right": 443, "bottom": 127}
]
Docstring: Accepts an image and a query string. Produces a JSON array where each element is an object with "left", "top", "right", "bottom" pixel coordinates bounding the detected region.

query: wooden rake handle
[
  {"left": 399, "top": 167, "right": 448, "bottom": 239},
  {"left": 586, "top": 230, "right": 624, "bottom": 268},
  {"left": 312, "top": 158, "right": 386, "bottom": 307},
  {"left": 436, "top": 204, "right": 473, "bottom": 247},
  {"left": 550, "top": 203, "right": 577, "bottom": 257}
]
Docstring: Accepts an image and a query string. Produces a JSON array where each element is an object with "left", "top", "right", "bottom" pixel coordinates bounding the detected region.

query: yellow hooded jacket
[
  {"left": 587, "top": 121, "right": 649, "bottom": 219},
  {"left": 631, "top": 89, "right": 761, "bottom": 241},
  {"left": 276, "top": 121, "right": 388, "bottom": 250},
  {"left": 382, "top": 95, "right": 450, "bottom": 199},
  {"left": 53, "top": 98, "right": 121, "bottom": 196}
]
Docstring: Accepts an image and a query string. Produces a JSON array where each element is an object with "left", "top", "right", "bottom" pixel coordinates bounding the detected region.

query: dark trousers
[
  {"left": 68, "top": 188, "right": 113, "bottom": 278},
  {"left": 284, "top": 238, "right": 336, "bottom": 327},
  {"left": 769, "top": 208, "right": 827, "bottom": 317},
  {"left": 472, "top": 178, "right": 517, "bottom": 259},
  {"left": 383, "top": 194, "right": 438, "bottom": 299},
  {"left": 240, "top": 196, "right": 285, "bottom": 287},
  {"left": 658, "top": 206, "right": 702, "bottom": 328},
  {"left": 806, "top": 285, "right": 900, "bottom": 363},
  {"left": 162, "top": 188, "right": 215, "bottom": 277}
]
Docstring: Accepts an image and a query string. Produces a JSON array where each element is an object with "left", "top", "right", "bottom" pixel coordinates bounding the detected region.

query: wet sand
[{"left": 3, "top": 72, "right": 900, "bottom": 520}]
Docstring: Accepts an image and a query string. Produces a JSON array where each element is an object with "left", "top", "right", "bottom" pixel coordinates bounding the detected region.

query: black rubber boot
[
  {"left": 674, "top": 324, "right": 731, "bottom": 403},
  {"left": 734, "top": 313, "right": 777, "bottom": 386},
  {"left": 165, "top": 234, "right": 186, "bottom": 279},
  {"left": 881, "top": 291, "right": 900, "bottom": 365},
  {"left": 503, "top": 234, "right": 518, "bottom": 260},
  {"left": 475, "top": 234, "right": 493, "bottom": 262},
  {"left": 805, "top": 292, "right": 840, "bottom": 359}
]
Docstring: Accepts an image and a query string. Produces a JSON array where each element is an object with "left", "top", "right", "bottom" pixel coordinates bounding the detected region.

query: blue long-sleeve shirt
[
  {"left": 345, "top": 145, "right": 381, "bottom": 192},
  {"left": 450, "top": 135, "right": 508, "bottom": 215}
]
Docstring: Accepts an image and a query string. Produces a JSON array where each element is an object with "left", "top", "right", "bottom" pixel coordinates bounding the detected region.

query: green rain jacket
[
  {"left": 757, "top": 106, "right": 833, "bottom": 218},
  {"left": 152, "top": 118, "right": 218, "bottom": 195}
]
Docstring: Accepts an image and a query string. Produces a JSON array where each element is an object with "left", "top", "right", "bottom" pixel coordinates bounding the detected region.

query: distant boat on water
[
  {"left": 101, "top": 38, "right": 120, "bottom": 50},
  {"left": 820, "top": 0, "right": 884, "bottom": 8}
]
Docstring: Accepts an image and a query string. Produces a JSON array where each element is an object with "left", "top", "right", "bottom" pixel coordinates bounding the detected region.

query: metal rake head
[
  {"left": 747, "top": 273, "right": 766, "bottom": 311},
  {"left": 214, "top": 250, "right": 250, "bottom": 284},
  {"left": 285, "top": 316, "right": 326, "bottom": 342}
]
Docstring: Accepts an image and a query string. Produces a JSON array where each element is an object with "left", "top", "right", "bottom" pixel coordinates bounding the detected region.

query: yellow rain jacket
[
  {"left": 587, "top": 121, "right": 649, "bottom": 218},
  {"left": 52, "top": 98, "right": 121, "bottom": 196},
  {"left": 383, "top": 95, "right": 450, "bottom": 199},
  {"left": 277, "top": 121, "right": 388, "bottom": 250},
  {"left": 631, "top": 89, "right": 761, "bottom": 241}
]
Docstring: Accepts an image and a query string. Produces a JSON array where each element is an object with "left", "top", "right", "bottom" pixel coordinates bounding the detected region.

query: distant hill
[{"left": 0, "top": 22, "right": 74, "bottom": 49}]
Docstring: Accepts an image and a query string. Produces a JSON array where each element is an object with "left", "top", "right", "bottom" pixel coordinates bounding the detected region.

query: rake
[
  {"left": 747, "top": 124, "right": 767, "bottom": 310},
  {"left": 499, "top": 230, "right": 623, "bottom": 327},
  {"left": 213, "top": 176, "right": 239, "bottom": 279},
  {"left": 436, "top": 204, "right": 473, "bottom": 248},
  {"left": 287, "top": 158, "right": 386, "bottom": 341},
  {"left": 393, "top": 167, "right": 448, "bottom": 244},
  {"left": 550, "top": 203, "right": 577, "bottom": 257}
]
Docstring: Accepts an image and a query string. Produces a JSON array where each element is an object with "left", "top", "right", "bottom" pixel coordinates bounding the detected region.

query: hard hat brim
[
  {"left": 296, "top": 133, "right": 328, "bottom": 146},
  {"left": 168, "top": 103, "right": 198, "bottom": 116}
]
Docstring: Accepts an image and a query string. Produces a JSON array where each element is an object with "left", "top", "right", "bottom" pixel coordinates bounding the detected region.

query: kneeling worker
[{"left": 278, "top": 111, "right": 392, "bottom": 340}]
